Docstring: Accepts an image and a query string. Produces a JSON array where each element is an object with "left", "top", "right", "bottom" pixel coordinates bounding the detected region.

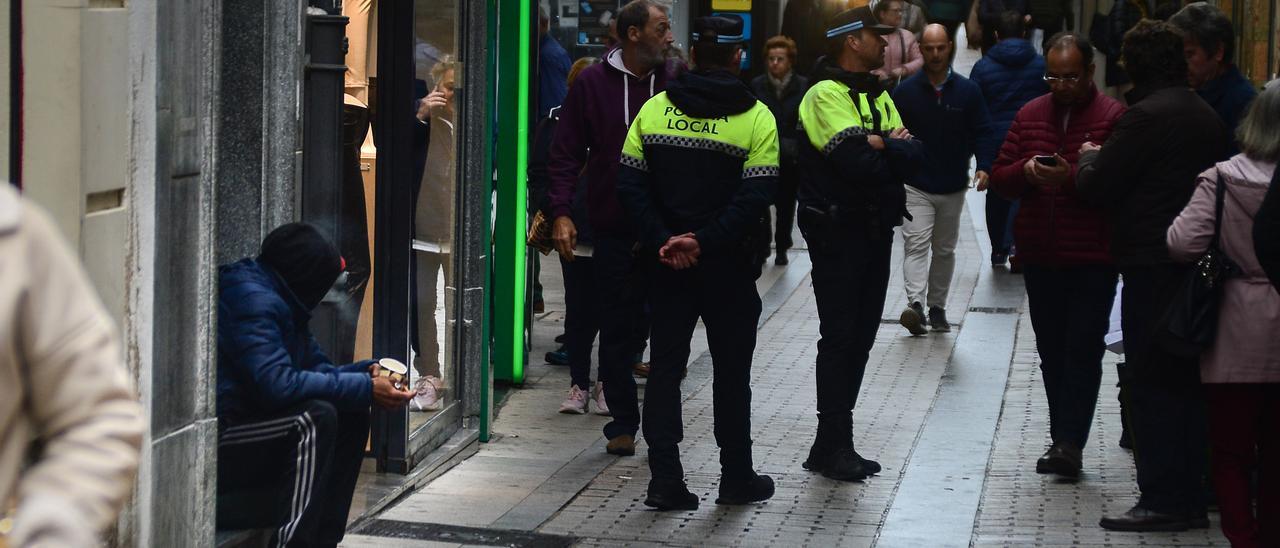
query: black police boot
[
  {"left": 644, "top": 480, "right": 699, "bottom": 511},
  {"left": 716, "top": 473, "right": 775, "bottom": 505}
]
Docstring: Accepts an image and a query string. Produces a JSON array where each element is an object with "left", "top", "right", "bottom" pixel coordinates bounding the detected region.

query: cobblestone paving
[
  {"left": 536, "top": 206, "right": 984, "bottom": 546},
  {"left": 538, "top": 285, "right": 959, "bottom": 547},
  {"left": 972, "top": 308, "right": 1229, "bottom": 547}
]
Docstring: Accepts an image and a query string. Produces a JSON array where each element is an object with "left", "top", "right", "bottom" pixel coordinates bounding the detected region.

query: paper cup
[{"left": 376, "top": 358, "right": 408, "bottom": 389}]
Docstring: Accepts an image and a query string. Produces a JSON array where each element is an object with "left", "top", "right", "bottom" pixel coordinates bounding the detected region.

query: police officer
[
  {"left": 796, "top": 7, "right": 924, "bottom": 482},
  {"left": 616, "top": 15, "right": 779, "bottom": 511}
]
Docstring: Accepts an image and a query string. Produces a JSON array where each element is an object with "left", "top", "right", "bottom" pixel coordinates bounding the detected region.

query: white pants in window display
[{"left": 900, "top": 186, "right": 965, "bottom": 334}]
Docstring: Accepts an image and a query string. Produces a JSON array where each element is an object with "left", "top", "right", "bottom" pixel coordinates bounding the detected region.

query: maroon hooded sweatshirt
[{"left": 547, "top": 48, "right": 681, "bottom": 236}]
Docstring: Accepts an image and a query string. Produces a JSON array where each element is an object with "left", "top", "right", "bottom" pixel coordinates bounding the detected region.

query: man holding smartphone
[{"left": 989, "top": 32, "right": 1125, "bottom": 479}]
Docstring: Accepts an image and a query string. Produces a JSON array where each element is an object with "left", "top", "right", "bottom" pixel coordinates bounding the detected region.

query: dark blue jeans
[
  {"left": 985, "top": 193, "right": 1017, "bottom": 257},
  {"left": 560, "top": 255, "right": 600, "bottom": 391},
  {"left": 1023, "top": 264, "right": 1118, "bottom": 449},
  {"left": 593, "top": 234, "right": 646, "bottom": 440}
]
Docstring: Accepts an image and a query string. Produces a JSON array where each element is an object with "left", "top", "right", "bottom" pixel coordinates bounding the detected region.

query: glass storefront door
[{"left": 356, "top": 0, "right": 485, "bottom": 474}]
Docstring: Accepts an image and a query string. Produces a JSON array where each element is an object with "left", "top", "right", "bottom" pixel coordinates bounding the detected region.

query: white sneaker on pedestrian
[
  {"left": 410, "top": 375, "right": 443, "bottom": 412},
  {"left": 559, "top": 385, "right": 589, "bottom": 414},
  {"left": 592, "top": 382, "right": 610, "bottom": 416}
]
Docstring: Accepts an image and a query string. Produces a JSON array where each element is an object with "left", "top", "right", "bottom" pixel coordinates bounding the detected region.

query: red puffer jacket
[{"left": 990, "top": 86, "right": 1125, "bottom": 265}]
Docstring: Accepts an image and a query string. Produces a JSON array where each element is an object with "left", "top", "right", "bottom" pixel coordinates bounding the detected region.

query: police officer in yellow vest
[
  {"left": 616, "top": 15, "right": 779, "bottom": 511},
  {"left": 796, "top": 7, "right": 924, "bottom": 482}
]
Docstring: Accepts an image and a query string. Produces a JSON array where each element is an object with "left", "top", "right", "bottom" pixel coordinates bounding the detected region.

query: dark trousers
[
  {"left": 1205, "top": 383, "right": 1280, "bottom": 548},
  {"left": 1121, "top": 264, "right": 1208, "bottom": 516},
  {"left": 643, "top": 254, "right": 761, "bottom": 487},
  {"left": 1023, "top": 264, "right": 1117, "bottom": 449},
  {"left": 800, "top": 208, "right": 895, "bottom": 433},
  {"left": 561, "top": 255, "right": 600, "bottom": 390},
  {"left": 594, "top": 234, "right": 647, "bottom": 440},
  {"left": 764, "top": 166, "right": 799, "bottom": 253},
  {"left": 985, "top": 193, "right": 1015, "bottom": 257},
  {"left": 333, "top": 104, "right": 372, "bottom": 365},
  {"left": 217, "top": 400, "right": 369, "bottom": 547}
]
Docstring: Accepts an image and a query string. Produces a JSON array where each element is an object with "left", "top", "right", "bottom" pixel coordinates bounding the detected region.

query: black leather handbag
[{"left": 1161, "top": 175, "right": 1237, "bottom": 356}]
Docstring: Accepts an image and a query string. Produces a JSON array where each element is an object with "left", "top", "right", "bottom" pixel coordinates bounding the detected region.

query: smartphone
[{"left": 1033, "top": 155, "right": 1058, "bottom": 167}]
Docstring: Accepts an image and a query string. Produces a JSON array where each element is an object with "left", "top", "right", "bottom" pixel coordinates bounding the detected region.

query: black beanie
[{"left": 257, "top": 222, "right": 344, "bottom": 311}]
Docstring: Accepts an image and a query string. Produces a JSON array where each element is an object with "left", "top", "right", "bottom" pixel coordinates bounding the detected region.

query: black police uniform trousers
[
  {"left": 216, "top": 400, "right": 369, "bottom": 547},
  {"left": 642, "top": 252, "right": 762, "bottom": 488},
  {"left": 1120, "top": 264, "right": 1208, "bottom": 517},
  {"left": 594, "top": 233, "right": 647, "bottom": 440},
  {"left": 798, "top": 208, "right": 895, "bottom": 437}
]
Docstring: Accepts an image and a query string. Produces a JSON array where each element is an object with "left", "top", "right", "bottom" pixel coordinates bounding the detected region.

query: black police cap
[
  {"left": 825, "top": 7, "right": 896, "bottom": 40},
  {"left": 692, "top": 15, "right": 746, "bottom": 44}
]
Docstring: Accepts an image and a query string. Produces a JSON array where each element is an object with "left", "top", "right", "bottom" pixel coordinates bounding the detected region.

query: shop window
[{"left": 407, "top": 0, "right": 462, "bottom": 435}]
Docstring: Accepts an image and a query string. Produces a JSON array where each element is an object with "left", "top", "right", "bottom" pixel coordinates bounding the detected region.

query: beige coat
[{"left": 0, "top": 184, "right": 143, "bottom": 546}]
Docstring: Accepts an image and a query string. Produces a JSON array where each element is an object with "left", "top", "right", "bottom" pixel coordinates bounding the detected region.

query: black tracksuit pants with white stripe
[{"left": 216, "top": 400, "right": 369, "bottom": 547}]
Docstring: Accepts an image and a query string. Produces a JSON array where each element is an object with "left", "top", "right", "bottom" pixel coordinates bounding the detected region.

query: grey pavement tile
[{"left": 971, "top": 305, "right": 1230, "bottom": 547}]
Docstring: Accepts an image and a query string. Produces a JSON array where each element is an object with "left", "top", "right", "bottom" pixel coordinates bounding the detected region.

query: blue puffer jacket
[
  {"left": 969, "top": 38, "right": 1048, "bottom": 166},
  {"left": 217, "top": 259, "right": 373, "bottom": 423}
]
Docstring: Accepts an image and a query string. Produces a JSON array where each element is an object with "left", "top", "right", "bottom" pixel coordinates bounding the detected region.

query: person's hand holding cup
[{"left": 371, "top": 358, "right": 415, "bottom": 409}]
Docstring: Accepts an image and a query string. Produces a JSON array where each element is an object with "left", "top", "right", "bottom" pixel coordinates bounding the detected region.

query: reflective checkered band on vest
[
  {"left": 642, "top": 134, "right": 749, "bottom": 158},
  {"left": 823, "top": 125, "right": 869, "bottom": 156},
  {"left": 743, "top": 165, "right": 779, "bottom": 178},
  {"left": 620, "top": 154, "right": 648, "bottom": 172}
]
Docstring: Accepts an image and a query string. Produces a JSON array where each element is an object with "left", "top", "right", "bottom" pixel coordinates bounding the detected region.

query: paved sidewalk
[
  {"left": 344, "top": 190, "right": 1231, "bottom": 547},
  {"left": 341, "top": 31, "right": 1230, "bottom": 548}
]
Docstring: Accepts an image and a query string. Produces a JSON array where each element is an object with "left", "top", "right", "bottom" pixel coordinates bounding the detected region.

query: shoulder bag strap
[{"left": 1212, "top": 172, "right": 1226, "bottom": 248}]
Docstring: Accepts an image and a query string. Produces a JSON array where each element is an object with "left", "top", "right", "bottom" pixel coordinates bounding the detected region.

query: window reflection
[{"left": 408, "top": 1, "right": 460, "bottom": 432}]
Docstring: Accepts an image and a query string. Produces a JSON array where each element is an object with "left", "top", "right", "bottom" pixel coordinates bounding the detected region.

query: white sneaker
[
  {"left": 410, "top": 376, "right": 443, "bottom": 412},
  {"left": 592, "top": 382, "right": 610, "bottom": 416},
  {"left": 559, "top": 385, "right": 589, "bottom": 414}
]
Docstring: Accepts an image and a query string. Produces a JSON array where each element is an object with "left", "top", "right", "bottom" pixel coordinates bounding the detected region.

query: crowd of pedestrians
[
  {"left": 528, "top": 0, "right": 1278, "bottom": 545},
  {"left": 17, "top": 0, "right": 1273, "bottom": 546}
]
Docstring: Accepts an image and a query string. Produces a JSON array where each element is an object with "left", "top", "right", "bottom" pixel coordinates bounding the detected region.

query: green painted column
[{"left": 492, "top": 0, "right": 531, "bottom": 393}]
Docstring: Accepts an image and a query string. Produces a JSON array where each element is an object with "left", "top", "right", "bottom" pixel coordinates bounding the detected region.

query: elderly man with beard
[{"left": 548, "top": 0, "right": 675, "bottom": 457}]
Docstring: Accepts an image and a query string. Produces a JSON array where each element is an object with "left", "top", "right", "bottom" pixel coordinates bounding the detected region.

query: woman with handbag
[{"left": 1167, "top": 84, "right": 1280, "bottom": 548}]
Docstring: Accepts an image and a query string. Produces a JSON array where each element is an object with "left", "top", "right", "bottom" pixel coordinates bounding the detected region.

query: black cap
[
  {"left": 825, "top": 7, "right": 895, "bottom": 40},
  {"left": 692, "top": 15, "right": 746, "bottom": 44}
]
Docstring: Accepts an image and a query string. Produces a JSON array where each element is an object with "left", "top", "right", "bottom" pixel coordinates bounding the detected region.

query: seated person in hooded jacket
[{"left": 215, "top": 222, "right": 414, "bottom": 547}]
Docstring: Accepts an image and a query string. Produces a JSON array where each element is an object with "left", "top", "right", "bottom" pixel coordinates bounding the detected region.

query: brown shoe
[
  {"left": 606, "top": 435, "right": 636, "bottom": 456},
  {"left": 632, "top": 362, "right": 651, "bottom": 378}
]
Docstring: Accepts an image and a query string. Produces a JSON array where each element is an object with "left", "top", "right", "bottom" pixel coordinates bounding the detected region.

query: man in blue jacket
[
  {"left": 893, "top": 24, "right": 999, "bottom": 334},
  {"left": 216, "top": 223, "right": 414, "bottom": 547},
  {"left": 1170, "top": 2, "right": 1257, "bottom": 157},
  {"left": 969, "top": 10, "right": 1048, "bottom": 268}
]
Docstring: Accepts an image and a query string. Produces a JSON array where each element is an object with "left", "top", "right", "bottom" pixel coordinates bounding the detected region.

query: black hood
[
  {"left": 808, "top": 56, "right": 886, "bottom": 95},
  {"left": 666, "top": 69, "right": 757, "bottom": 119},
  {"left": 257, "top": 222, "right": 344, "bottom": 311}
]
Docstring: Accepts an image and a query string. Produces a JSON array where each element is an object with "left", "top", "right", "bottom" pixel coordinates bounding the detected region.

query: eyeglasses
[{"left": 1043, "top": 74, "right": 1081, "bottom": 84}]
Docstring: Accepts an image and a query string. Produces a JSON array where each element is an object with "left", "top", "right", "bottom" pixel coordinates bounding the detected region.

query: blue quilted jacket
[
  {"left": 216, "top": 259, "right": 373, "bottom": 423},
  {"left": 969, "top": 38, "right": 1049, "bottom": 167}
]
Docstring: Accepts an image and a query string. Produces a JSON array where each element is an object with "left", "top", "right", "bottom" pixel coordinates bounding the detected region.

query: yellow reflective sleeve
[
  {"left": 620, "top": 103, "right": 648, "bottom": 171},
  {"left": 799, "top": 81, "right": 866, "bottom": 156},
  {"left": 743, "top": 105, "right": 780, "bottom": 174},
  {"left": 876, "top": 92, "right": 904, "bottom": 130}
]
